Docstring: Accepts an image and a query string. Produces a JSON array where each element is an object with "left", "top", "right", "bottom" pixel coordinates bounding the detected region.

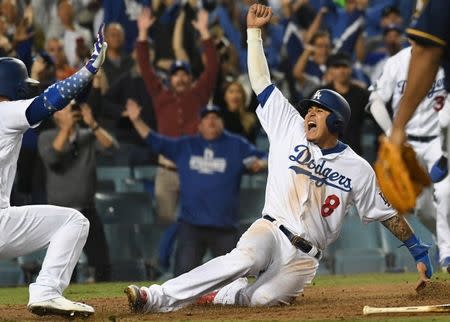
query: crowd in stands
[{"left": 2, "top": 0, "right": 416, "bottom": 281}]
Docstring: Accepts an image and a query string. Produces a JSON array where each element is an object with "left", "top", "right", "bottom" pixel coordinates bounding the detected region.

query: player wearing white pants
[
  {"left": 368, "top": 46, "right": 450, "bottom": 270},
  {"left": 125, "top": 5, "right": 433, "bottom": 313},
  {"left": 0, "top": 24, "right": 107, "bottom": 317},
  {"left": 0, "top": 205, "right": 89, "bottom": 304}
]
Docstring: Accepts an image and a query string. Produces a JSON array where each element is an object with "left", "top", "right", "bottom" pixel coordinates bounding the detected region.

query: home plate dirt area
[{"left": 1, "top": 279, "right": 449, "bottom": 321}]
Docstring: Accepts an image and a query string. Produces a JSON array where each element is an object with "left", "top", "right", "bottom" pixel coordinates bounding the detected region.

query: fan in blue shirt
[{"left": 125, "top": 100, "right": 267, "bottom": 275}]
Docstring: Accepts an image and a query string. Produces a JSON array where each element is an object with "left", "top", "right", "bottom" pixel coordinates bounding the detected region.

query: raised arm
[
  {"left": 125, "top": 98, "right": 151, "bottom": 139},
  {"left": 172, "top": 9, "right": 189, "bottom": 61},
  {"left": 293, "top": 45, "right": 314, "bottom": 85},
  {"left": 25, "top": 24, "right": 107, "bottom": 125},
  {"left": 191, "top": 9, "right": 219, "bottom": 103},
  {"left": 136, "top": 7, "right": 164, "bottom": 99},
  {"left": 247, "top": 4, "right": 273, "bottom": 95}
]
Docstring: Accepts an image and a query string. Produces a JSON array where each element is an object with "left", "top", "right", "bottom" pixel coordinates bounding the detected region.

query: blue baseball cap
[
  {"left": 169, "top": 60, "right": 191, "bottom": 75},
  {"left": 200, "top": 105, "right": 222, "bottom": 119}
]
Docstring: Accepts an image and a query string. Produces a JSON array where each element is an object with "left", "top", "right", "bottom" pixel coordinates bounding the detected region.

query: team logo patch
[{"left": 288, "top": 145, "right": 352, "bottom": 192}]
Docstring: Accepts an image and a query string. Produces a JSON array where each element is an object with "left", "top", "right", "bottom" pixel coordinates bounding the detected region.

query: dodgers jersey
[
  {"left": 0, "top": 99, "right": 35, "bottom": 208},
  {"left": 256, "top": 85, "right": 396, "bottom": 250},
  {"left": 371, "top": 47, "right": 446, "bottom": 137}
]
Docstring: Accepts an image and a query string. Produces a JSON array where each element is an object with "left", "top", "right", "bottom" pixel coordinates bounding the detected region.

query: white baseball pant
[
  {"left": 413, "top": 137, "right": 450, "bottom": 263},
  {"left": 0, "top": 205, "right": 89, "bottom": 304},
  {"left": 141, "top": 218, "right": 318, "bottom": 312}
]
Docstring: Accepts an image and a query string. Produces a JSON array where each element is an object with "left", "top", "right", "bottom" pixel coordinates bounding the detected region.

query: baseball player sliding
[
  {"left": 0, "top": 26, "right": 107, "bottom": 317},
  {"left": 369, "top": 45, "right": 450, "bottom": 272},
  {"left": 124, "top": 5, "right": 432, "bottom": 313}
]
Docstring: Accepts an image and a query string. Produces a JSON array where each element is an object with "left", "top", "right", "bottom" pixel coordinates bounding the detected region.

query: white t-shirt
[
  {"left": 256, "top": 86, "right": 396, "bottom": 250},
  {"left": 0, "top": 99, "right": 35, "bottom": 208},
  {"left": 371, "top": 46, "right": 446, "bottom": 137}
]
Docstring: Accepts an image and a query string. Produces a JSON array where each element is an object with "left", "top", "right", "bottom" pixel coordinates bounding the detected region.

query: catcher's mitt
[{"left": 374, "top": 136, "right": 431, "bottom": 214}]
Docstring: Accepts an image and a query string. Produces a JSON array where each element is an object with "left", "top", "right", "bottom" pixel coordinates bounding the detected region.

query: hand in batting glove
[
  {"left": 85, "top": 23, "right": 107, "bottom": 74},
  {"left": 404, "top": 235, "right": 433, "bottom": 292}
]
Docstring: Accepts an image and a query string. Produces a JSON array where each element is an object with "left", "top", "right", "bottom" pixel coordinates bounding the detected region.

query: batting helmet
[
  {"left": 0, "top": 57, "right": 39, "bottom": 100},
  {"left": 298, "top": 89, "right": 351, "bottom": 134}
]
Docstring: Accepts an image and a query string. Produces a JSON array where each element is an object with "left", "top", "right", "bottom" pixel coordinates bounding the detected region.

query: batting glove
[
  {"left": 430, "top": 155, "right": 448, "bottom": 183},
  {"left": 85, "top": 23, "right": 107, "bottom": 74},
  {"left": 404, "top": 234, "right": 433, "bottom": 278}
]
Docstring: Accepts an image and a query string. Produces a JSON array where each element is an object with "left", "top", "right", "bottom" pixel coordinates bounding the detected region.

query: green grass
[{"left": 1, "top": 272, "right": 448, "bottom": 305}]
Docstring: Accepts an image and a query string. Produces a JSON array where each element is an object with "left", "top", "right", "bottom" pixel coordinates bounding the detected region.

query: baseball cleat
[
  {"left": 124, "top": 285, "right": 148, "bottom": 313},
  {"left": 196, "top": 291, "right": 219, "bottom": 305},
  {"left": 28, "top": 297, "right": 94, "bottom": 318}
]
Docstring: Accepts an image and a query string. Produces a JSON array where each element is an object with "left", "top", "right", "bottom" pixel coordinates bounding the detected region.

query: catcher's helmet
[
  {"left": 298, "top": 89, "right": 351, "bottom": 135},
  {"left": 0, "top": 57, "right": 39, "bottom": 100}
]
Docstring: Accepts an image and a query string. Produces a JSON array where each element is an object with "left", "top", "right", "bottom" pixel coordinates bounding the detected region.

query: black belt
[
  {"left": 407, "top": 135, "right": 437, "bottom": 143},
  {"left": 263, "top": 215, "right": 321, "bottom": 260}
]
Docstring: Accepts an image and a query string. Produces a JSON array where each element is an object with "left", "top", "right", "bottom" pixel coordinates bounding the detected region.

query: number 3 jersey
[
  {"left": 256, "top": 85, "right": 396, "bottom": 250},
  {"left": 371, "top": 46, "right": 446, "bottom": 137}
]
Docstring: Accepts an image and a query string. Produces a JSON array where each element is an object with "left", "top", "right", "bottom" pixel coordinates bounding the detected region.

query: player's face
[
  {"left": 170, "top": 70, "right": 192, "bottom": 94},
  {"left": 304, "top": 105, "right": 334, "bottom": 146},
  {"left": 199, "top": 113, "right": 224, "bottom": 140}
]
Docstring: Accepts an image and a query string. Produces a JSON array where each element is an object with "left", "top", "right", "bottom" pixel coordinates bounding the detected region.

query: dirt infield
[{"left": 1, "top": 279, "right": 449, "bottom": 321}]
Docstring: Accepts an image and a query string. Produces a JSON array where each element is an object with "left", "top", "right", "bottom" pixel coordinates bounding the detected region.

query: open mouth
[{"left": 307, "top": 121, "right": 317, "bottom": 131}]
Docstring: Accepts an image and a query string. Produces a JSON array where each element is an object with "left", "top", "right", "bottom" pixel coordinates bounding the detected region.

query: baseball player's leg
[
  {"left": 433, "top": 178, "right": 450, "bottom": 267},
  {"left": 127, "top": 219, "right": 276, "bottom": 313},
  {"left": 213, "top": 228, "right": 318, "bottom": 306},
  {"left": 0, "top": 205, "right": 89, "bottom": 304},
  {"left": 173, "top": 222, "right": 207, "bottom": 276},
  {"left": 155, "top": 166, "right": 179, "bottom": 224},
  {"left": 421, "top": 138, "right": 450, "bottom": 268}
]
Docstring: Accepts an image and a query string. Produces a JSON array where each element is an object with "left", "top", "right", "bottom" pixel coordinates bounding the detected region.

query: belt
[
  {"left": 263, "top": 215, "right": 322, "bottom": 260},
  {"left": 407, "top": 135, "right": 437, "bottom": 143}
]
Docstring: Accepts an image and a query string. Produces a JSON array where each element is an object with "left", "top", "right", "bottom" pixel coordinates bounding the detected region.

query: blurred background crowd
[{"left": 1, "top": 0, "right": 431, "bottom": 284}]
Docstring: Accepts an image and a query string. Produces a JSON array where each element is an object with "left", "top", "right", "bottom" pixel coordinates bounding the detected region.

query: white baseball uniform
[
  {"left": 137, "top": 29, "right": 397, "bottom": 313},
  {"left": 0, "top": 99, "right": 90, "bottom": 305},
  {"left": 370, "top": 47, "right": 450, "bottom": 264}
]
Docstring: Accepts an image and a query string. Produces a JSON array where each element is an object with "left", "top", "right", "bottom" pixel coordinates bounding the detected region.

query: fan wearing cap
[
  {"left": 122, "top": 5, "right": 431, "bottom": 314},
  {"left": 308, "top": 52, "right": 370, "bottom": 156},
  {"left": 136, "top": 7, "right": 219, "bottom": 224},
  {"left": 125, "top": 99, "right": 267, "bottom": 276}
]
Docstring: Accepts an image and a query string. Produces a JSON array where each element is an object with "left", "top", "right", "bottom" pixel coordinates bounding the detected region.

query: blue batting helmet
[
  {"left": 298, "top": 89, "right": 351, "bottom": 134},
  {"left": 0, "top": 57, "right": 39, "bottom": 100}
]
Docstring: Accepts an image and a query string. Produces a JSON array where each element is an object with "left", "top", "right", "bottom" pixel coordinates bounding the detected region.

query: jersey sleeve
[
  {"left": 0, "top": 99, "right": 35, "bottom": 133},
  {"left": 353, "top": 167, "right": 397, "bottom": 224},
  {"left": 237, "top": 136, "right": 267, "bottom": 168},
  {"left": 407, "top": 0, "right": 450, "bottom": 48},
  {"left": 256, "top": 85, "right": 304, "bottom": 142},
  {"left": 370, "top": 54, "right": 397, "bottom": 102},
  {"left": 144, "top": 131, "right": 182, "bottom": 162}
]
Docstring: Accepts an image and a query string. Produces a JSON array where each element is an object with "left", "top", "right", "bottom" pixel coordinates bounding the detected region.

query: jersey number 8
[{"left": 321, "top": 194, "right": 340, "bottom": 217}]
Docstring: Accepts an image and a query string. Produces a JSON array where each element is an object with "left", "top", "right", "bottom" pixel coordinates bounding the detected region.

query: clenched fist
[{"left": 247, "top": 4, "right": 273, "bottom": 29}]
